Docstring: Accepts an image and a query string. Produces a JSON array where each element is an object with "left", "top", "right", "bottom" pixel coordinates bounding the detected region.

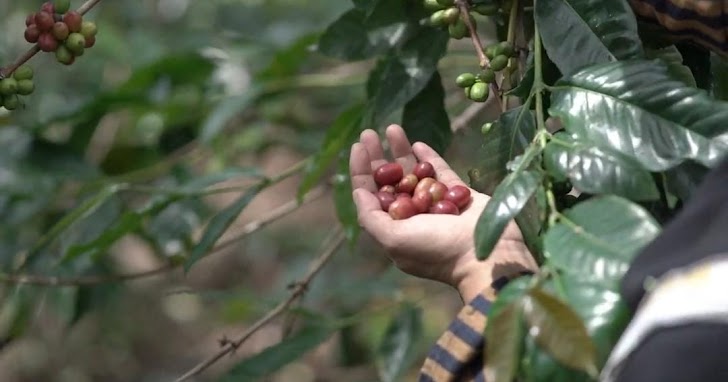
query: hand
[{"left": 350, "top": 125, "right": 537, "bottom": 302}]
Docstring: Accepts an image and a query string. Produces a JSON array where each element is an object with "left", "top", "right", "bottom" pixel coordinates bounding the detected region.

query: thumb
[{"left": 353, "top": 188, "right": 395, "bottom": 243}]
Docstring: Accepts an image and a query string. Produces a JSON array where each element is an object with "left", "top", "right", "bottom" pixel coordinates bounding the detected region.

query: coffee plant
[{"left": 0, "top": 0, "right": 727, "bottom": 380}]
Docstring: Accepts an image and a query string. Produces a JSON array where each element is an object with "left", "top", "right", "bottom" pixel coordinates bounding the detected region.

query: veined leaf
[
  {"left": 402, "top": 72, "right": 451, "bottom": 154},
  {"left": 333, "top": 153, "right": 360, "bottom": 244},
  {"left": 485, "top": 302, "right": 524, "bottom": 382},
  {"left": 376, "top": 303, "right": 422, "bottom": 382},
  {"left": 645, "top": 45, "right": 696, "bottom": 87}
]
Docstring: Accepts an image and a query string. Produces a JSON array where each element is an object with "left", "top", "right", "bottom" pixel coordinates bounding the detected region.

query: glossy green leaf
[
  {"left": 475, "top": 168, "right": 543, "bottom": 260},
  {"left": 544, "top": 134, "right": 659, "bottom": 200},
  {"left": 712, "top": 53, "right": 728, "bottom": 101},
  {"left": 401, "top": 72, "right": 451, "bottom": 154},
  {"left": 544, "top": 196, "right": 660, "bottom": 282},
  {"left": 645, "top": 45, "right": 696, "bottom": 87},
  {"left": 185, "top": 186, "right": 262, "bottom": 271},
  {"left": 535, "top": 0, "right": 642, "bottom": 76},
  {"left": 550, "top": 60, "right": 728, "bottom": 172},
  {"left": 523, "top": 288, "right": 599, "bottom": 378},
  {"left": 485, "top": 302, "right": 523, "bottom": 382},
  {"left": 333, "top": 153, "right": 360, "bottom": 244},
  {"left": 376, "top": 303, "right": 422, "bottom": 382},
  {"left": 298, "top": 104, "right": 364, "bottom": 201},
  {"left": 218, "top": 325, "right": 335, "bottom": 381},
  {"left": 258, "top": 33, "right": 320, "bottom": 80}
]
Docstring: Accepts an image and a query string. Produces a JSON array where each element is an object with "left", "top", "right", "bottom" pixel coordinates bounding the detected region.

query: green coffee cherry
[
  {"left": 0, "top": 78, "right": 18, "bottom": 96},
  {"left": 481, "top": 122, "right": 493, "bottom": 135},
  {"left": 469, "top": 82, "right": 489, "bottom": 102},
  {"left": 442, "top": 7, "right": 460, "bottom": 24},
  {"left": 456, "top": 73, "right": 476, "bottom": 88},
  {"left": 54, "top": 0, "right": 71, "bottom": 14},
  {"left": 473, "top": 4, "right": 499, "bottom": 15},
  {"left": 494, "top": 41, "right": 515, "bottom": 57},
  {"left": 13, "top": 66, "right": 33, "bottom": 81},
  {"left": 424, "top": 0, "right": 445, "bottom": 10},
  {"left": 56, "top": 45, "right": 75, "bottom": 65},
  {"left": 66, "top": 33, "right": 86, "bottom": 55},
  {"left": 490, "top": 55, "right": 509, "bottom": 71},
  {"left": 436, "top": 0, "right": 454, "bottom": 6},
  {"left": 464, "top": 86, "right": 471, "bottom": 98},
  {"left": 485, "top": 44, "right": 497, "bottom": 59},
  {"left": 17, "top": 80, "right": 35, "bottom": 96},
  {"left": 2, "top": 94, "right": 19, "bottom": 110},
  {"left": 430, "top": 10, "right": 447, "bottom": 27},
  {"left": 448, "top": 19, "right": 468, "bottom": 39},
  {"left": 80, "top": 21, "right": 98, "bottom": 39},
  {"left": 477, "top": 68, "right": 496, "bottom": 84}
]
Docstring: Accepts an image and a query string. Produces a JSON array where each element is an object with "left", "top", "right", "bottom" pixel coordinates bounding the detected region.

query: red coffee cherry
[
  {"left": 396, "top": 174, "right": 418, "bottom": 194},
  {"left": 430, "top": 200, "right": 459, "bottom": 215},
  {"left": 444, "top": 185, "right": 472, "bottom": 209},
  {"left": 25, "top": 25, "right": 41, "bottom": 43},
  {"left": 40, "top": 2, "right": 55, "bottom": 14},
  {"left": 63, "top": 11, "right": 83, "bottom": 33},
  {"left": 25, "top": 14, "right": 36, "bottom": 27},
  {"left": 414, "top": 177, "right": 436, "bottom": 196},
  {"left": 84, "top": 36, "right": 96, "bottom": 48},
  {"left": 413, "top": 162, "right": 435, "bottom": 180},
  {"left": 38, "top": 33, "right": 59, "bottom": 52},
  {"left": 389, "top": 196, "right": 418, "bottom": 220},
  {"left": 428, "top": 181, "right": 448, "bottom": 203},
  {"left": 379, "top": 185, "right": 396, "bottom": 194},
  {"left": 375, "top": 191, "right": 396, "bottom": 212},
  {"left": 35, "top": 11, "right": 55, "bottom": 32},
  {"left": 374, "top": 162, "right": 404, "bottom": 187},
  {"left": 412, "top": 189, "right": 433, "bottom": 213},
  {"left": 52, "top": 21, "right": 69, "bottom": 41},
  {"left": 395, "top": 192, "right": 410, "bottom": 199}
]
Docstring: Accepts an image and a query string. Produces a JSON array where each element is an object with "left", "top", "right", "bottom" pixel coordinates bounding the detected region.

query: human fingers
[
  {"left": 350, "top": 143, "right": 378, "bottom": 192},
  {"left": 359, "top": 129, "right": 388, "bottom": 171},
  {"left": 385, "top": 124, "right": 417, "bottom": 173},
  {"left": 352, "top": 188, "right": 398, "bottom": 246},
  {"left": 412, "top": 142, "right": 467, "bottom": 188}
]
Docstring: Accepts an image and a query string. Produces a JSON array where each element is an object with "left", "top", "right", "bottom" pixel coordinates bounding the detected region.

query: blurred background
[{"left": 0, "top": 0, "right": 502, "bottom": 381}]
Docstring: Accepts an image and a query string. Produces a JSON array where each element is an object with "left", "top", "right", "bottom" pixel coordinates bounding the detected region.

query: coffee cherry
[
  {"left": 55, "top": 45, "right": 75, "bottom": 65},
  {"left": 84, "top": 36, "right": 96, "bottom": 48},
  {"left": 0, "top": 79, "right": 18, "bottom": 96},
  {"left": 463, "top": 86, "right": 471, "bottom": 98},
  {"left": 412, "top": 189, "right": 433, "bottom": 213},
  {"left": 2, "top": 94, "right": 20, "bottom": 110},
  {"left": 448, "top": 19, "right": 468, "bottom": 39},
  {"left": 444, "top": 185, "right": 472, "bottom": 209},
  {"left": 477, "top": 68, "right": 496, "bottom": 84},
  {"left": 52, "top": 21, "right": 70, "bottom": 41},
  {"left": 429, "top": 10, "right": 447, "bottom": 27},
  {"left": 389, "top": 197, "right": 418, "bottom": 220},
  {"left": 38, "top": 33, "right": 59, "bottom": 52},
  {"left": 442, "top": 7, "right": 460, "bottom": 24},
  {"left": 485, "top": 44, "right": 497, "bottom": 60},
  {"left": 490, "top": 55, "right": 509, "bottom": 71},
  {"left": 430, "top": 200, "right": 459, "bottom": 215},
  {"left": 436, "top": 0, "right": 454, "bottom": 6},
  {"left": 379, "top": 185, "right": 396, "bottom": 194},
  {"left": 24, "top": 25, "right": 41, "bottom": 43},
  {"left": 26, "top": 14, "right": 36, "bottom": 27},
  {"left": 374, "top": 162, "right": 404, "bottom": 187},
  {"left": 63, "top": 11, "right": 83, "bottom": 33},
  {"left": 41, "top": 2, "right": 55, "bottom": 14},
  {"left": 413, "top": 162, "right": 435, "bottom": 180},
  {"left": 495, "top": 41, "right": 515, "bottom": 57},
  {"left": 414, "top": 177, "right": 436, "bottom": 196},
  {"left": 429, "top": 181, "right": 448, "bottom": 202},
  {"left": 17, "top": 80, "right": 35, "bottom": 96},
  {"left": 473, "top": 4, "right": 499, "bottom": 15},
  {"left": 468, "top": 82, "right": 489, "bottom": 102},
  {"left": 396, "top": 174, "right": 419, "bottom": 194},
  {"left": 13, "top": 66, "right": 33, "bottom": 81},
  {"left": 65, "top": 32, "right": 85, "bottom": 55},
  {"left": 54, "top": 0, "right": 71, "bottom": 14},
  {"left": 80, "top": 21, "right": 97, "bottom": 38},
  {"left": 481, "top": 122, "right": 493, "bottom": 135},
  {"left": 376, "top": 191, "right": 397, "bottom": 212},
  {"left": 35, "top": 11, "right": 55, "bottom": 32},
  {"left": 456, "top": 73, "right": 476, "bottom": 88}
]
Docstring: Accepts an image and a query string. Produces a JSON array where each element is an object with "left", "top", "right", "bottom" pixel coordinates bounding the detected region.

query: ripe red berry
[
  {"left": 25, "top": 14, "right": 36, "bottom": 27},
  {"left": 84, "top": 36, "right": 96, "bottom": 48},
  {"left": 379, "top": 185, "right": 396, "bottom": 194},
  {"left": 52, "top": 21, "right": 69, "bottom": 41},
  {"left": 428, "top": 181, "right": 448, "bottom": 203},
  {"left": 414, "top": 177, "right": 437, "bottom": 196},
  {"left": 41, "top": 2, "right": 55, "bottom": 14},
  {"left": 374, "top": 163, "right": 404, "bottom": 187},
  {"left": 396, "top": 174, "right": 418, "bottom": 195},
  {"left": 38, "top": 33, "right": 59, "bottom": 52},
  {"left": 375, "top": 191, "right": 397, "bottom": 212},
  {"left": 63, "top": 11, "right": 83, "bottom": 33},
  {"left": 413, "top": 162, "right": 435, "bottom": 180},
  {"left": 412, "top": 190, "right": 433, "bottom": 213},
  {"left": 430, "top": 200, "right": 459, "bottom": 215},
  {"left": 389, "top": 197, "right": 418, "bottom": 220},
  {"left": 444, "top": 185, "right": 472, "bottom": 209},
  {"left": 24, "top": 25, "right": 41, "bottom": 43},
  {"left": 35, "top": 11, "right": 55, "bottom": 32}
]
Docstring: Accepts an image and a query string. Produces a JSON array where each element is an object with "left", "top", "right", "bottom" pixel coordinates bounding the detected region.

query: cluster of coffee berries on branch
[
  {"left": 24, "top": 0, "right": 98, "bottom": 65},
  {"left": 1, "top": 66, "right": 35, "bottom": 111},
  {"left": 373, "top": 161, "right": 473, "bottom": 220},
  {"left": 455, "top": 41, "right": 515, "bottom": 102},
  {"left": 424, "top": 0, "right": 498, "bottom": 40}
]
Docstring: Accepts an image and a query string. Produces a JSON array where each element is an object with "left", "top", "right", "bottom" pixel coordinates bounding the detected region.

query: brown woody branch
[
  {"left": 173, "top": 229, "right": 346, "bottom": 382},
  {"left": 0, "top": 0, "right": 104, "bottom": 78}
]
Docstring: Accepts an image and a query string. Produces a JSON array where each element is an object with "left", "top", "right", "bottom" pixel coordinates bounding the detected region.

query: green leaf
[
  {"left": 523, "top": 288, "right": 599, "bottom": 378},
  {"left": 535, "top": 0, "right": 642, "bottom": 76},
  {"left": 475, "top": 168, "right": 543, "bottom": 260},
  {"left": 185, "top": 185, "right": 262, "bottom": 271},
  {"left": 645, "top": 45, "right": 696, "bottom": 87},
  {"left": 711, "top": 53, "right": 728, "bottom": 101},
  {"left": 544, "top": 196, "right": 661, "bottom": 282},
  {"left": 376, "top": 303, "right": 422, "bottom": 382},
  {"left": 550, "top": 60, "right": 728, "bottom": 172},
  {"left": 333, "top": 153, "right": 360, "bottom": 244},
  {"left": 544, "top": 134, "right": 659, "bottom": 201},
  {"left": 200, "top": 86, "right": 262, "bottom": 143},
  {"left": 258, "top": 33, "right": 320, "bottom": 80},
  {"left": 218, "top": 325, "right": 335, "bottom": 381},
  {"left": 297, "top": 104, "right": 365, "bottom": 201},
  {"left": 485, "top": 302, "right": 524, "bottom": 382},
  {"left": 401, "top": 72, "right": 451, "bottom": 154}
]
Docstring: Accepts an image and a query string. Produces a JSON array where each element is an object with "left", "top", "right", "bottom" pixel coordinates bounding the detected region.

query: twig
[
  {"left": 0, "top": 0, "right": 105, "bottom": 78},
  {"left": 173, "top": 229, "right": 346, "bottom": 382},
  {"left": 0, "top": 187, "right": 327, "bottom": 287}
]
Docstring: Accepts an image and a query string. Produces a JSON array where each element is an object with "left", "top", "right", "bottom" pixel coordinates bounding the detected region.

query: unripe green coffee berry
[
  {"left": 80, "top": 21, "right": 97, "bottom": 38},
  {"left": 473, "top": 4, "right": 499, "bottom": 15},
  {"left": 56, "top": 45, "right": 75, "bottom": 65},
  {"left": 0, "top": 78, "right": 18, "bottom": 96},
  {"left": 17, "top": 80, "right": 35, "bottom": 96},
  {"left": 494, "top": 41, "right": 514, "bottom": 57},
  {"left": 477, "top": 68, "right": 496, "bottom": 84},
  {"left": 456, "top": 73, "right": 476, "bottom": 88},
  {"left": 3, "top": 94, "right": 19, "bottom": 110},
  {"left": 448, "top": 19, "right": 468, "bottom": 39},
  {"left": 424, "top": 0, "right": 445, "bottom": 10},
  {"left": 65, "top": 32, "right": 85, "bottom": 55},
  {"left": 481, "top": 122, "right": 493, "bottom": 135},
  {"left": 464, "top": 86, "right": 471, "bottom": 98},
  {"left": 54, "top": 0, "right": 71, "bottom": 14},
  {"left": 430, "top": 10, "right": 447, "bottom": 27},
  {"left": 468, "top": 82, "right": 489, "bottom": 102},
  {"left": 485, "top": 44, "right": 497, "bottom": 60},
  {"left": 490, "top": 55, "right": 509, "bottom": 71},
  {"left": 436, "top": 0, "right": 454, "bottom": 6},
  {"left": 442, "top": 7, "right": 460, "bottom": 24},
  {"left": 13, "top": 66, "right": 33, "bottom": 81}
]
